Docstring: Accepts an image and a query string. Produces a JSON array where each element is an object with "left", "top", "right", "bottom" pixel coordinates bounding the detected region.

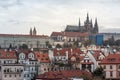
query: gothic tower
[
  {"left": 78, "top": 18, "right": 81, "bottom": 31},
  {"left": 33, "top": 27, "right": 37, "bottom": 35},
  {"left": 93, "top": 18, "right": 99, "bottom": 34},
  {"left": 30, "top": 28, "right": 32, "bottom": 35},
  {"left": 86, "top": 12, "right": 89, "bottom": 23},
  {"left": 84, "top": 13, "right": 92, "bottom": 33},
  {"left": 78, "top": 18, "right": 81, "bottom": 27},
  {"left": 90, "top": 19, "right": 93, "bottom": 33}
]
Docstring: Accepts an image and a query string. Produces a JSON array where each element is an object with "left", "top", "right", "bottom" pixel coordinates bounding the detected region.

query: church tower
[
  {"left": 78, "top": 18, "right": 81, "bottom": 31},
  {"left": 33, "top": 27, "right": 37, "bottom": 35},
  {"left": 90, "top": 19, "right": 94, "bottom": 33},
  {"left": 78, "top": 18, "right": 81, "bottom": 27},
  {"left": 84, "top": 13, "right": 92, "bottom": 33},
  {"left": 86, "top": 12, "right": 89, "bottom": 23},
  {"left": 30, "top": 28, "right": 32, "bottom": 35},
  {"left": 93, "top": 18, "right": 99, "bottom": 34}
]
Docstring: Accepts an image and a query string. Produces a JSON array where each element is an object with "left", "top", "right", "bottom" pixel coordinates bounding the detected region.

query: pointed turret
[
  {"left": 30, "top": 28, "right": 32, "bottom": 35},
  {"left": 78, "top": 18, "right": 81, "bottom": 27},
  {"left": 86, "top": 12, "right": 89, "bottom": 23},
  {"left": 90, "top": 19, "right": 93, "bottom": 28},
  {"left": 90, "top": 19, "right": 93, "bottom": 32},
  {"left": 94, "top": 18, "right": 99, "bottom": 34},
  {"left": 33, "top": 27, "right": 37, "bottom": 35}
]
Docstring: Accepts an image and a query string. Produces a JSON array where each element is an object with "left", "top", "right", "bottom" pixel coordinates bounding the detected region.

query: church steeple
[
  {"left": 86, "top": 12, "right": 89, "bottom": 23},
  {"left": 94, "top": 18, "right": 99, "bottom": 34},
  {"left": 78, "top": 18, "right": 81, "bottom": 27},
  {"left": 90, "top": 19, "right": 93, "bottom": 28},
  {"left": 30, "top": 28, "right": 32, "bottom": 35},
  {"left": 90, "top": 19, "right": 93, "bottom": 33},
  {"left": 33, "top": 27, "right": 37, "bottom": 35}
]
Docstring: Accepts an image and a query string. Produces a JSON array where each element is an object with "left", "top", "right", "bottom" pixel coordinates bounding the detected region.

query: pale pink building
[
  {"left": 35, "top": 52, "right": 51, "bottom": 74},
  {"left": 100, "top": 54, "right": 120, "bottom": 79}
]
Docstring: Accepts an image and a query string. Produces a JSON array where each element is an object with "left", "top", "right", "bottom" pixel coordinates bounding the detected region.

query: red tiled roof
[
  {"left": 35, "top": 52, "right": 50, "bottom": 63},
  {"left": 92, "top": 50, "right": 103, "bottom": 61},
  {"left": 79, "top": 56, "right": 85, "bottom": 61},
  {"left": 51, "top": 32, "right": 63, "bottom": 36},
  {"left": 36, "top": 70, "right": 92, "bottom": 79},
  {"left": 51, "top": 32, "right": 89, "bottom": 37},
  {"left": 100, "top": 54, "right": 120, "bottom": 64},
  {"left": 53, "top": 48, "right": 84, "bottom": 57},
  {"left": 63, "top": 32, "right": 89, "bottom": 37},
  {"left": 0, "top": 49, "right": 17, "bottom": 59},
  {"left": 18, "top": 49, "right": 35, "bottom": 59}
]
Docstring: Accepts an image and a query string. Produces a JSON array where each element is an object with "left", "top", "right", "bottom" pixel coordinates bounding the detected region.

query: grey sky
[{"left": 0, "top": 0, "right": 120, "bottom": 35}]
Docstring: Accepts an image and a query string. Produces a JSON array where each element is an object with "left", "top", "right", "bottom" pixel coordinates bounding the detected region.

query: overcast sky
[{"left": 0, "top": 0, "right": 120, "bottom": 35}]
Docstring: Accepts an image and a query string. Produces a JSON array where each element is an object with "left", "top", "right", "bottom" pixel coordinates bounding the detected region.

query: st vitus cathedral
[{"left": 65, "top": 13, "right": 99, "bottom": 34}]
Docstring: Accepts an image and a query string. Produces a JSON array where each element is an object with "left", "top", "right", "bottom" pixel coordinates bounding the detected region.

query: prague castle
[
  {"left": 51, "top": 13, "right": 100, "bottom": 46},
  {"left": 65, "top": 13, "right": 99, "bottom": 34}
]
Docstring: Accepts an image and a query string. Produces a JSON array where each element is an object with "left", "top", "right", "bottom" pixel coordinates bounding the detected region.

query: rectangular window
[
  {"left": 104, "top": 65, "right": 106, "bottom": 69},
  {"left": 119, "top": 65, "right": 120, "bottom": 69},
  {"left": 19, "top": 74, "right": 21, "bottom": 77},
  {"left": 110, "top": 71, "right": 113, "bottom": 77},
  {"left": 4, "top": 75, "right": 7, "bottom": 77},
  {"left": 119, "top": 72, "right": 120, "bottom": 76},
  {"left": 110, "top": 65, "right": 112, "bottom": 69},
  {"left": 9, "top": 74, "right": 11, "bottom": 77}
]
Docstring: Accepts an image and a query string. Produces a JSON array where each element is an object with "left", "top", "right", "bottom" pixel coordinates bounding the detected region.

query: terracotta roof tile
[
  {"left": 36, "top": 70, "right": 93, "bottom": 79},
  {"left": 100, "top": 54, "right": 120, "bottom": 64},
  {"left": 0, "top": 50, "right": 17, "bottom": 59},
  {"left": 53, "top": 48, "right": 84, "bottom": 57},
  {"left": 51, "top": 32, "right": 89, "bottom": 37},
  {"left": 35, "top": 52, "right": 50, "bottom": 63}
]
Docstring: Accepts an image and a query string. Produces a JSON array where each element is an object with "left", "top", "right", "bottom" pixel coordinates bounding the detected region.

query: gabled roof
[
  {"left": 53, "top": 48, "right": 84, "bottom": 57},
  {"left": 18, "top": 49, "right": 35, "bottom": 60},
  {"left": 100, "top": 54, "right": 120, "bottom": 64},
  {"left": 35, "top": 52, "right": 50, "bottom": 63},
  {"left": 92, "top": 50, "right": 104, "bottom": 61},
  {"left": 51, "top": 32, "right": 63, "bottom": 36}
]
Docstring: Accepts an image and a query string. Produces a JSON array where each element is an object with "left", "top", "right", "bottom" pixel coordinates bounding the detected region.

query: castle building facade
[
  {"left": 51, "top": 13, "right": 99, "bottom": 46},
  {"left": 65, "top": 13, "right": 99, "bottom": 34},
  {"left": 0, "top": 27, "right": 53, "bottom": 49}
]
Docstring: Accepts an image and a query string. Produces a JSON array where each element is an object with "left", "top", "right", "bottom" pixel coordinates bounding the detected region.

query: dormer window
[
  {"left": 19, "top": 53, "right": 25, "bottom": 59},
  {"left": 28, "top": 53, "right": 34, "bottom": 59}
]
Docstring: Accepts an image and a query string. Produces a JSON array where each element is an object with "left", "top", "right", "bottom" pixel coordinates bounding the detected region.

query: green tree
[
  {"left": 93, "top": 66, "right": 103, "bottom": 76},
  {"left": 56, "top": 44, "right": 62, "bottom": 48},
  {"left": 73, "top": 40, "right": 79, "bottom": 48},
  {"left": 45, "top": 41, "right": 52, "bottom": 48},
  {"left": 19, "top": 44, "right": 28, "bottom": 49},
  {"left": 9, "top": 43, "right": 12, "bottom": 49}
]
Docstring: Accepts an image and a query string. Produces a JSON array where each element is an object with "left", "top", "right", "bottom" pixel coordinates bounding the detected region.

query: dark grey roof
[{"left": 65, "top": 25, "right": 79, "bottom": 32}]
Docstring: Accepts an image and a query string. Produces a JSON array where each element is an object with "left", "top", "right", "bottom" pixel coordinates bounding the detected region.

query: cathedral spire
[
  {"left": 86, "top": 12, "right": 89, "bottom": 23},
  {"left": 90, "top": 19, "right": 93, "bottom": 28},
  {"left": 94, "top": 18, "right": 99, "bottom": 34},
  {"left": 78, "top": 18, "right": 81, "bottom": 27},
  {"left": 33, "top": 27, "right": 37, "bottom": 35},
  {"left": 30, "top": 28, "right": 32, "bottom": 35}
]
